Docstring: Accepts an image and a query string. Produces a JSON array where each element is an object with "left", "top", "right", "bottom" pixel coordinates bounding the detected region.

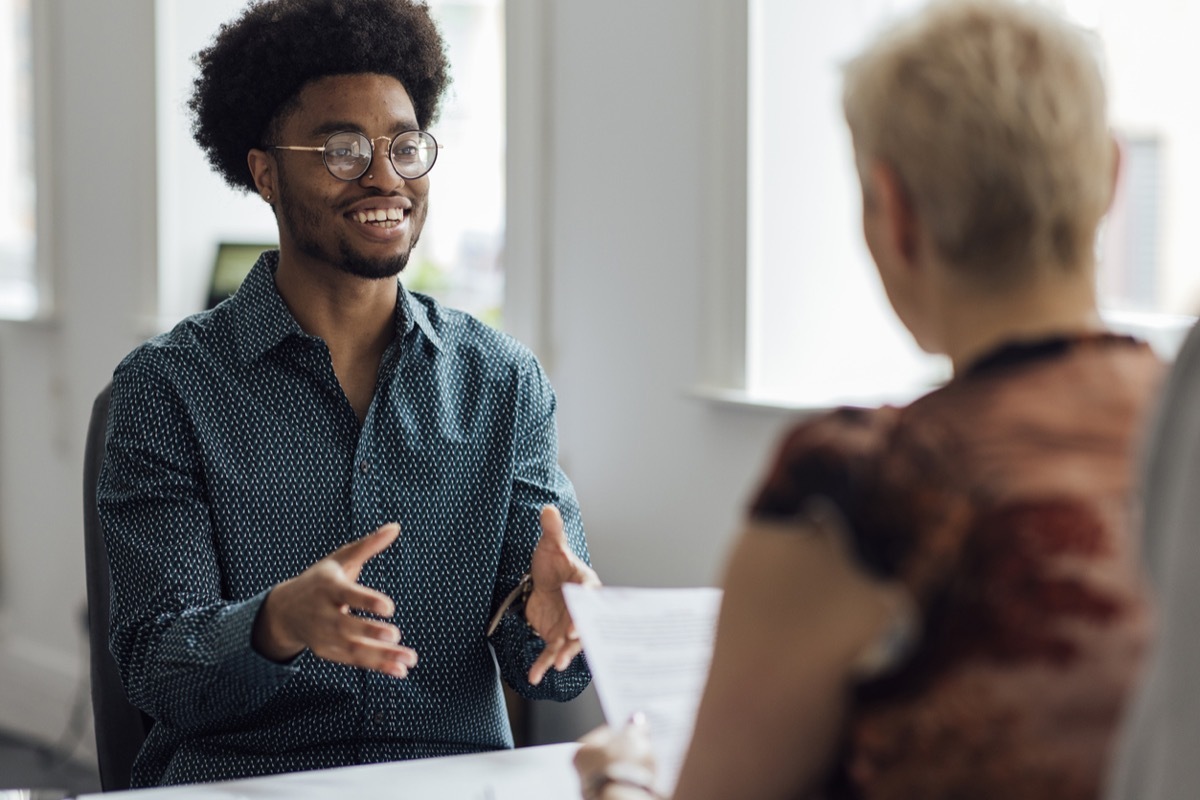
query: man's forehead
[{"left": 282, "top": 73, "right": 419, "bottom": 133}]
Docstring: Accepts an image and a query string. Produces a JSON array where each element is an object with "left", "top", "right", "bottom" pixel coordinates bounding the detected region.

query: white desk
[{"left": 78, "top": 743, "right": 582, "bottom": 800}]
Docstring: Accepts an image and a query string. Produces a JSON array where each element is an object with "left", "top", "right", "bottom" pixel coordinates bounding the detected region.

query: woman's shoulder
[
  {"left": 750, "top": 404, "right": 941, "bottom": 519},
  {"left": 748, "top": 405, "right": 960, "bottom": 579}
]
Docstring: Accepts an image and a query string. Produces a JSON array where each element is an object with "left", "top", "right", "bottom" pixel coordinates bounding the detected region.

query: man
[{"left": 97, "top": 0, "right": 596, "bottom": 787}]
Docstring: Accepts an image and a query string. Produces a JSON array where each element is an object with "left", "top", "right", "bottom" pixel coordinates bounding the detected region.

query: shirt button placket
[{"left": 350, "top": 437, "right": 376, "bottom": 537}]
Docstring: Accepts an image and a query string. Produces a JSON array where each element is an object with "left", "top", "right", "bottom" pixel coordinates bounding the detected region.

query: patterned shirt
[
  {"left": 97, "top": 251, "right": 591, "bottom": 787},
  {"left": 750, "top": 334, "right": 1162, "bottom": 800}
]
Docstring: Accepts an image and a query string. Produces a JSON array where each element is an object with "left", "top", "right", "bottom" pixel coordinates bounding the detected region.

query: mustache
[{"left": 333, "top": 189, "right": 411, "bottom": 213}]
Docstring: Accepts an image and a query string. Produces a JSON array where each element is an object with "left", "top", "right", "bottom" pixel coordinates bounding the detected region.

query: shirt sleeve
[
  {"left": 749, "top": 404, "right": 968, "bottom": 601},
  {"left": 487, "top": 353, "right": 592, "bottom": 701},
  {"left": 96, "top": 356, "right": 300, "bottom": 732}
]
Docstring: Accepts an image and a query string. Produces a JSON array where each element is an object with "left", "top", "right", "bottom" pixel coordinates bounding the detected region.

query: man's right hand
[{"left": 252, "top": 522, "right": 417, "bottom": 678}]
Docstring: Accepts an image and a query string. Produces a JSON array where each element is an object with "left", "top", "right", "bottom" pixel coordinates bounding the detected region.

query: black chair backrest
[{"left": 83, "top": 383, "right": 155, "bottom": 790}]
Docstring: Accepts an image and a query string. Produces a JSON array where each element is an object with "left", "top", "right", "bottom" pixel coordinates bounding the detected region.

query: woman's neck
[{"left": 936, "top": 268, "right": 1105, "bottom": 376}]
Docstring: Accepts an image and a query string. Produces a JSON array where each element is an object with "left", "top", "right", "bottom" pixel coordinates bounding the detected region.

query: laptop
[{"left": 206, "top": 242, "right": 276, "bottom": 309}]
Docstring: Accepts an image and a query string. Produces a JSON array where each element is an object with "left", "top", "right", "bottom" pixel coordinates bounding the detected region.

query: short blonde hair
[{"left": 842, "top": 0, "right": 1112, "bottom": 278}]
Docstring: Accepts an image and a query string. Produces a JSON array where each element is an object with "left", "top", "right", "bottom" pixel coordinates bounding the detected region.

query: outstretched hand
[
  {"left": 526, "top": 505, "right": 602, "bottom": 685},
  {"left": 252, "top": 523, "right": 418, "bottom": 678}
]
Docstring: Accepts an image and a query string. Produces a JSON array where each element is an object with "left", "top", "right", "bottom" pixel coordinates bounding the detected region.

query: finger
[
  {"left": 576, "top": 563, "right": 604, "bottom": 589},
  {"left": 572, "top": 746, "right": 605, "bottom": 799},
  {"left": 342, "top": 615, "right": 403, "bottom": 644},
  {"left": 335, "top": 583, "right": 397, "bottom": 619},
  {"left": 330, "top": 523, "right": 401, "bottom": 571},
  {"left": 576, "top": 725, "right": 615, "bottom": 747},
  {"left": 375, "top": 644, "right": 418, "bottom": 678},
  {"left": 554, "top": 638, "right": 584, "bottom": 672},
  {"left": 538, "top": 505, "right": 567, "bottom": 551},
  {"left": 316, "top": 636, "right": 418, "bottom": 676},
  {"left": 529, "top": 640, "right": 562, "bottom": 686},
  {"left": 572, "top": 737, "right": 612, "bottom": 775}
]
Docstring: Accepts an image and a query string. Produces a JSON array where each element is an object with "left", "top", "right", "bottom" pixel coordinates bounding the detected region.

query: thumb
[
  {"left": 332, "top": 522, "right": 401, "bottom": 571},
  {"left": 538, "top": 505, "right": 567, "bottom": 550}
]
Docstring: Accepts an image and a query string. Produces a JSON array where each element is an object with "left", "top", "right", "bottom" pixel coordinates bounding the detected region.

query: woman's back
[{"left": 752, "top": 334, "right": 1163, "bottom": 799}]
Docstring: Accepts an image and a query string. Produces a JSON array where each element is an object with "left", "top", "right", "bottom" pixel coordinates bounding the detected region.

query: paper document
[{"left": 563, "top": 584, "right": 723, "bottom": 796}]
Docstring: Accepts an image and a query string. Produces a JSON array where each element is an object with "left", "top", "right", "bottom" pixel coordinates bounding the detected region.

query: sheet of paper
[{"left": 563, "top": 584, "right": 723, "bottom": 796}]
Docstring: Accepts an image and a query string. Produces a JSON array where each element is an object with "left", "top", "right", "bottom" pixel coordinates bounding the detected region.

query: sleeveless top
[{"left": 750, "top": 334, "right": 1163, "bottom": 800}]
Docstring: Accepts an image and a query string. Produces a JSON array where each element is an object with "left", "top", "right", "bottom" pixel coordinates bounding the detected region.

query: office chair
[{"left": 83, "top": 382, "right": 154, "bottom": 791}]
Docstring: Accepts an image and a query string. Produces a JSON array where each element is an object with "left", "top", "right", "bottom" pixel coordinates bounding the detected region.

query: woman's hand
[{"left": 574, "top": 717, "right": 662, "bottom": 800}]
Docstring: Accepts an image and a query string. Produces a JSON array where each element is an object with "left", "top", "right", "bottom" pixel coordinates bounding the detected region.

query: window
[
  {"left": 407, "top": 0, "right": 505, "bottom": 328},
  {"left": 745, "top": 0, "right": 1196, "bottom": 409},
  {"left": 0, "top": 0, "right": 37, "bottom": 319},
  {"left": 155, "top": 0, "right": 505, "bottom": 327}
]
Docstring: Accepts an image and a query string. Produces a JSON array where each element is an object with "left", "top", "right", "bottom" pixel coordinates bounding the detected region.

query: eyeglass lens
[{"left": 322, "top": 131, "right": 437, "bottom": 181}]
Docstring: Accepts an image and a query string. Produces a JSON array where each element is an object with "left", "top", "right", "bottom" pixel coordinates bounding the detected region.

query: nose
[{"left": 360, "top": 135, "right": 404, "bottom": 188}]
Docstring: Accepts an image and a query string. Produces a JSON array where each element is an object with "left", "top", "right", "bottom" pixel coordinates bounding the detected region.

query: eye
[
  {"left": 324, "top": 132, "right": 369, "bottom": 161},
  {"left": 393, "top": 132, "right": 431, "bottom": 161}
]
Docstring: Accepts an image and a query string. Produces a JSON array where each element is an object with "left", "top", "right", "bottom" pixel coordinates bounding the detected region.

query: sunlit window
[
  {"left": 156, "top": 0, "right": 505, "bottom": 327},
  {"left": 408, "top": 0, "right": 505, "bottom": 328},
  {"left": 748, "top": 0, "right": 1196, "bottom": 408},
  {"left": 0, "top": 0, "right": 36, "bottom": 319}
]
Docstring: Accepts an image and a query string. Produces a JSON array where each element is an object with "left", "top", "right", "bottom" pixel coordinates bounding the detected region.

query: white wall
[
  {"left": 0, "top": 0, "right": 795, "bottom": 758},
  {"left": 541, "top": 1, "right": 788, "bottom": 586},
  {"left": 0, "top": 0, "right": 157, "bottom": 760}
]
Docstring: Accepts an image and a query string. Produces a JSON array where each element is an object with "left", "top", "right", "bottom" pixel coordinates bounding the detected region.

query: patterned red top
[{"left": 750, "top": 334, "right": 1163, "bottom": 800}]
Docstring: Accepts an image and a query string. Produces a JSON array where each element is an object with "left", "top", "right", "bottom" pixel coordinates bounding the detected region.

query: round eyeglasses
[{"left": 267, "top": 130, "right": 439, "bottom": 181}]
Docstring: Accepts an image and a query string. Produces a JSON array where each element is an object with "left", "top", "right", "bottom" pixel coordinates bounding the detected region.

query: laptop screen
[{"left": 208, "top": 242, "right": 276, "bottom": 309}]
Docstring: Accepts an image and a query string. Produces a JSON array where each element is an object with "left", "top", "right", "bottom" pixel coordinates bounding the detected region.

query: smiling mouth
[{"left": 352, "top": 207, "right": 408, "bottom": 229}]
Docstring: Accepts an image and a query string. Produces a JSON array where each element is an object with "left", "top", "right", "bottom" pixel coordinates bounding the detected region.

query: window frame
[
  {"left": 697, "top": 0, "right": 1195, "bottom": 413},
  {"left": 0, "top": 0, "right": 54, "bottom": 323}
]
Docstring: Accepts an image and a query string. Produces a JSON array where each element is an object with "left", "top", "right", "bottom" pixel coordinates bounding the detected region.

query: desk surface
[{"left": 78, "top": 743, "right": 582, "bottom": 800}]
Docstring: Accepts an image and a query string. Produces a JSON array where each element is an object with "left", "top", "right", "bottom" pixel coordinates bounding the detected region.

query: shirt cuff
[{"left": 213, "top": 589, "right": 303, "bottom": 688}]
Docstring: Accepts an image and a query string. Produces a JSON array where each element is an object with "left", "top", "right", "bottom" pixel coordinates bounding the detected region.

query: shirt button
[
  {"left": 359, "top": 460, "right": 370, "bottom": 473},
  {"left": 373, "top": 711, "right": 385, "bottom": 723}
]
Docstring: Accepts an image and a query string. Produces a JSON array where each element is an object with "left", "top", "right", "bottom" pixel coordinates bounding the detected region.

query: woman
[{"left": 577, "top": 1, "right": 1162, "bottom": 798}]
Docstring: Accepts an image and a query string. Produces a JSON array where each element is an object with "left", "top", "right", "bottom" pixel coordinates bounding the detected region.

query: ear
[
  {"left": 1104, "top": 135, "right": 1122, "bottom": 214},
  {"left": 247, "top": 148, "right": 277, "bottom": 204},
  {"left": 866, "top": 160, "right": 919, "bottom": 267}
]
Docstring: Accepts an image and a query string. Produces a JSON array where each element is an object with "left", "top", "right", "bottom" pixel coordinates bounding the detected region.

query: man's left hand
[{"left": 526, "top": 504, "right": 601, "bottom": 685}]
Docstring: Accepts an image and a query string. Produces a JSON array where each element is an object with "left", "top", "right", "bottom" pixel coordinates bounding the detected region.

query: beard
[{"left": 275, "top": 166, "right": 425, "bottom": 280}]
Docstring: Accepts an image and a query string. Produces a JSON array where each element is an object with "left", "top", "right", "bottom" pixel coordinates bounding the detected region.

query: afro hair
[{"left": 188, "top": 0, "right": 451, "bottom": 194}]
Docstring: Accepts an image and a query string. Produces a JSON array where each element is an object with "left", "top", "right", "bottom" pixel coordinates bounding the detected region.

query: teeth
[{"left": 354, "top": 208, "right": 406, "bottom": 225}]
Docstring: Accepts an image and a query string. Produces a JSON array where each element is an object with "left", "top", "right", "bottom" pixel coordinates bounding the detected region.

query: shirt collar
[
  {"left": 231, "top": 251, "right": 304, "bottom": 364},
  {"left": 395, "top": 278, "right": 445, "bottom": 352},
  {"left": 231, "top": 250, "right": 444, "bottom": 364}
]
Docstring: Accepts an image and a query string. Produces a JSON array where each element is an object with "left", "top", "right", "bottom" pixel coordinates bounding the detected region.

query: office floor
[{"left": 0, "top": 732, "right": 101, "bottom": 796}]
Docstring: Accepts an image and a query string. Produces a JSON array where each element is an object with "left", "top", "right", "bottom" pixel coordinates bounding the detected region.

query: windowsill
[
  {"left": 690, "top": 384, "right": 837, "bottom": 414},
  {"left": 1101, "top": 309, "right": 1196, "bottom": 360},
  {"left": 689, "top": 383, "right": 937, "bottom": 415},
  {"left": 694, "top": 310, "right": 1195, "bottom": 415}
]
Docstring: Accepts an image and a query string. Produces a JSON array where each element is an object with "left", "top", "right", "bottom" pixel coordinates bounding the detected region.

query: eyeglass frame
[{"left": 265, "top": 129, "right": 440, "bottom": 182}]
